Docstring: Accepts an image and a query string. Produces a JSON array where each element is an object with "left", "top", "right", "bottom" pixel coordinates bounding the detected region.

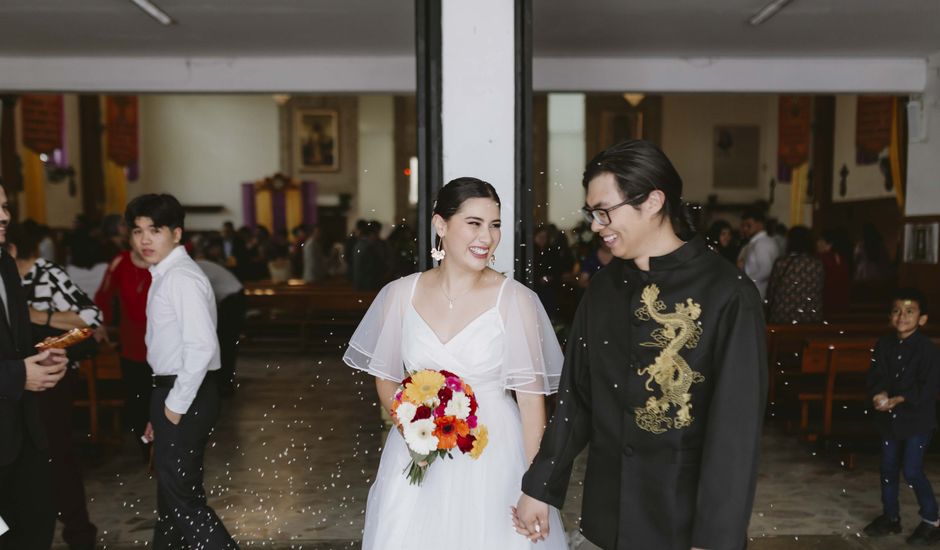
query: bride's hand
[{"left": 513, "top": 494, "right": 549, "bottom": 542}]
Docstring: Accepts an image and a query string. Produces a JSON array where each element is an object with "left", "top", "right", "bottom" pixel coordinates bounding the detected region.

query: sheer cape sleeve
[
  {"left": 498, "top": 279, "right": 563, "bottom": 395},
  {"left": 342, "top": 274, "right": 415, "bottom": 382}
]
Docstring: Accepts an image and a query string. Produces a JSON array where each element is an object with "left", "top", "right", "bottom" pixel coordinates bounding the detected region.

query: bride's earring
[
  {"left": 431, "top": 239, "right": 446, "bottom": 262},
  {"left": 489, "top": 254, "right": 496, "bottom": 266}
]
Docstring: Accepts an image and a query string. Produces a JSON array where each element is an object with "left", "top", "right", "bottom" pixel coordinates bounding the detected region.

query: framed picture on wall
[
  {"left": 294, "top": 109, "right": 339, "bottom": 172},
  {"left": 713, "top": 125, "right": 760, "bottom": 189},
  {"left": 903, "top": 222, "right": 939, "bottom": 264}
]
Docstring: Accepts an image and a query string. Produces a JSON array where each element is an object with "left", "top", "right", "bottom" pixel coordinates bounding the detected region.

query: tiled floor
[{"left": 57, "top": 347, "right": 937, "bottom": 549}]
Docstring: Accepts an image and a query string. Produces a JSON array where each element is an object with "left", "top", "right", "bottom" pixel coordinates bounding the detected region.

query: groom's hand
[{"left": 513, "top": 494, "right": 549, "bottom": 542}]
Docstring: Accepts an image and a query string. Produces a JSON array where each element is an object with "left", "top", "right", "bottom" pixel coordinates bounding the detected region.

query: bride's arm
[
  {"left": 375, "top": 378, "right": 399, "bottom": 414},
  {"left": 516, "top": 393, "right": 547, "bottom": 465}
]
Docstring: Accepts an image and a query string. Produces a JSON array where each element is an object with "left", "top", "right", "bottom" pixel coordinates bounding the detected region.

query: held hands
[
  {"left": 512, "top": 494, "right": 550, "bottom": 542},
  {"left": 164, "top": 406, "right": 182, "bottom": 425},
  {"left": 873, "top": 392, "right": 905, "bottom": 412},
  {"left": 24, "top": 349, "right": 68, "bottom": 391}
]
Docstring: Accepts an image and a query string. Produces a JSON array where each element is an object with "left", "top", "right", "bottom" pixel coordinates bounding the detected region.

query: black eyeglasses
[{"left": 581, "top": 193, "right": 648, "bottom": 226}]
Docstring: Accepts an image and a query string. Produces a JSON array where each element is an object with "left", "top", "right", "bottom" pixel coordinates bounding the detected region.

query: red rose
[
  {"left": 401, "top": 376, "right": 413, "bottom": 386},
  {"left": 456, "top": 434, "right": 476, "bottom": 454},
  {"left": 439, "top": 369, "right": 457, "bottom": 378},
  {"left": 469, "top": 394, "right": 478, "bottom": 415},
  {"left": 413, "top": 406, "right": 432, "bottom": 420}
]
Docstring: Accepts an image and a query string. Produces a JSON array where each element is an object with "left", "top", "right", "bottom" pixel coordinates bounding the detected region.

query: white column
[
  {"left": 440, "top": 0, "right": 516, "bottom": 275},
  {"left": 906, "top": 52, "right": 940, "bottom": 216},
  {"left": 357, "top": 95, "right": 396, "bottom": 233},
  {"left": 547, "top": 94, "right": 586, "bottom": 229}
]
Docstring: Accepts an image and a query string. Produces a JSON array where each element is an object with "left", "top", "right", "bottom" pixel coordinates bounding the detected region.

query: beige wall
[
  {"left": 831, "top": 95, "right": 897, "bottom": 203},
  {"left": 138, "top": 94, "right": 280, "bottom": 230},
  {"left": 357, "top": 95, "right": 396, "bottom": 232},
  {"left": 661, "top": 94, "right": 788, "bottom": 223}
]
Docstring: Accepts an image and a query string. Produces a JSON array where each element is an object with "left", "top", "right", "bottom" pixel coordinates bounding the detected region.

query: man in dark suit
[{"left": 0, "top": 183, "right": 70, "bottom": 549}]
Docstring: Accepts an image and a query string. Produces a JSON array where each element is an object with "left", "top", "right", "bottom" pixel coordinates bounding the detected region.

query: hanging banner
[
  {"left": 777, "top": 96, "right": 812, "bottom": 182},
  {"left": 106, "top": 95, "right": 138, "bottom": 167},
  {"left": 856, "top": 95, "right": 892, "bottom": 165},
  {"left": 21, "top": 94, "right": 63, "bottom": 155}
]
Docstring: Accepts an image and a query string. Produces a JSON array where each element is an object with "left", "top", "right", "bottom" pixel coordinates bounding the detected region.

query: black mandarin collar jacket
[{"left": 523, "top": 236, "right": 768, "bottom": 550}]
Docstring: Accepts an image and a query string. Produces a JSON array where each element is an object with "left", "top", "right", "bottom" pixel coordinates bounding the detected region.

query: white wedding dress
[{"left": 344, "top": 273, "right": 568, "bottom": 550}]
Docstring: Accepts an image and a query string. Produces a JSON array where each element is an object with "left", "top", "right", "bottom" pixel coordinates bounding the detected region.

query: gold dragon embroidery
[{"left": 633, "top": 284, "right": 704, "bottom": 434}]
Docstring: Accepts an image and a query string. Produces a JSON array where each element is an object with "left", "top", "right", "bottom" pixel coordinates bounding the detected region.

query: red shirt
[{"left": 94, "top": 251, "right": 152, "bottom": 362}]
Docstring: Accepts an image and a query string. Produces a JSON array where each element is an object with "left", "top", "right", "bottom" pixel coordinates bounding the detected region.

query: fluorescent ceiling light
[
  {"left": 748, "top": 0, "right": 794, "bottom": 26},
  {"left": 130, "top": 0, "right": 175, "bottom": 26}
]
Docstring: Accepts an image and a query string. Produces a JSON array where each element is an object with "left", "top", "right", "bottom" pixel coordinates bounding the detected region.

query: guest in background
[
  {"left": 220, "top": 221, "right": 248, "bottom": 278},
  {"left": 864, "top": 288, "right": 940, "bottom": 544},
  {"left": 289, "top": 225, "right": 308, "bottom": 279},
  {"left": 125, "top": 194, "right": 238, "bottom": 549},
  {"left": 0, "top": 183, "right": 69, "bottom": 550},
  {"left": 302, "top": 225, "right": 327, "bottom": 284},
  {"left": 817, "top": 229, "right": 851, "bottom": 315},
  {"left": 706, "top": 219, "right": 740, "bottom": 264},
  {"left": 352, "top": 222, "right": 384, "bottom": 291},
  {"left": 577, "top": 239, "right": 613, "bottom": 288},
  {"left": 8, "top": 223, "right": 102, "bottom": 550},
  {"left": 65, "top": 230, "right": 109, "bottom": 298},
  {"left": 855, "top": 222, "right": 893, "bottom": 281},
  {"left": 386, "top": 223, "right": 418, "bottom": 279},
  {"left": 738, "top": 209, "right": 781, "bottom": 300},
  {"left": 101, "top": 214, "right": 128, "bottom": 260},
  {"left": 766, "top": 226, "right": 825, "bottom": 324},
  {"left": 192, "top": 236, "right": 245, "bottom": 396},
  {"left": 94, "top": 236, "right": 153, "bottom": 461},
  {"left": 326, "top": 242, "right": 347, "bottom": 278},
  {"left": 345, "top": 219, "right": 369, "bottom": 283}
]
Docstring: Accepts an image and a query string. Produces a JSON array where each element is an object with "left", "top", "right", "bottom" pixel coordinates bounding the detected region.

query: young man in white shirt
[
  {"left": 125, "top": 194, "right": 238, "bottom": 550},
  {"left": 737, "top": 209, "right": 781, "bottom": 300}
]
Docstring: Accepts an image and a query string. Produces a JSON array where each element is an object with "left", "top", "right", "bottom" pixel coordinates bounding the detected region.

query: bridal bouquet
[{"left": 391, "top": 369, "right": 488, "bottom": 485}]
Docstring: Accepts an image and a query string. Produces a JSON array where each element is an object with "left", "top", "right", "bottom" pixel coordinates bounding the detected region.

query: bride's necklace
[{"left": 439, "top": 278, "right": 478, "bottom": 310}]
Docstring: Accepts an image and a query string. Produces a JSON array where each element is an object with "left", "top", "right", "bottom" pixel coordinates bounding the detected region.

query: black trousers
[
  {"left": 121, "top": 357, "right": 153, "bottom": 456},
  {"left": 37, "top": 371, "right": 97, "bottom": 547},
  {"left": 0, "top": 435, "right": 55, "bottom": 550},
  {"left": 150, "top": 375, "right": 238, "bottom": 550},
  {"left": 217, "top": 293, "right": 246, "bottom": 391}
]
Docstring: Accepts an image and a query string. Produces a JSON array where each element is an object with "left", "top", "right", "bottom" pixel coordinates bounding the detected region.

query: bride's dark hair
[{"left": 432, "top": 177, "right": 501, "bottom": 248}]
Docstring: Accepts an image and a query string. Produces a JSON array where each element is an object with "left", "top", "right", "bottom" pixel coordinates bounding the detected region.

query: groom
[{"left": 514, "top": 140, "right": 767, "bottom": 550}]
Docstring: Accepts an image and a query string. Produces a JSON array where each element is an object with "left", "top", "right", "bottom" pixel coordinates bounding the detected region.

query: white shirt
[
  {"left": 195, "top": 259, "right": 243, "bottom": 303},
  {"left": 66, "top": 263, "right": 109, "bottom": 298},
  {"left": 146, "top": 246, "right": 220, "bottom": 414},
  {"left": 740, "top": 230, "right": 781, "bottom": 300}
]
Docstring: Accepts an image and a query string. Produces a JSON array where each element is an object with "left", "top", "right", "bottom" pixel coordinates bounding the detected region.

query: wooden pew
[
  {"left": 243, "top": 280, "right": 378, "bottom": 349},
  {"left": 797, "top": 338, "right": 874, "bottom": 440},
  {"left": 765, "top": 323, "right": 940, "bottom": 404}
]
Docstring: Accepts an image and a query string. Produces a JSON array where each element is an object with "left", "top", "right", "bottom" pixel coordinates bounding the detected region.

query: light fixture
[
  {"left": 272, "top": 94, "right": 292, "bottom": 106},
  {"left": 130, "top": 0, "right": 175, "bottom": 26},
  {"left": 748, "top": 0, "right": 794, "bottom": 26},
  {"left": 622, "top": 93, "right": 645, "bottom": 107}
]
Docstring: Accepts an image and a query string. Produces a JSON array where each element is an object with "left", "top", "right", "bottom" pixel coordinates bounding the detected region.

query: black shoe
[
  {"left": 907, "top": 521, "right": 940, "bottom": 546},
  {"left": 864, "top": 514, "right": 902, "bottom": 537}
]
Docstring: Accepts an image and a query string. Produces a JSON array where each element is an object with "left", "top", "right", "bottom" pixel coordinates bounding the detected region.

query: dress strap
[{"left": 495, "top": 276, "right": 511, "bottom": 310}]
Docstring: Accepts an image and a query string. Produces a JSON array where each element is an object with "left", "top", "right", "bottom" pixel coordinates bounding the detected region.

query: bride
[{"left": 344, "top": 177, "right": 569, "bottom": 549}]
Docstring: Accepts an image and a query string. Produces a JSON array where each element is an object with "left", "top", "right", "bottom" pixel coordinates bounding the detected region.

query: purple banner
[{"left": 242, "top": 183, "right": 256, "bottom": 229}]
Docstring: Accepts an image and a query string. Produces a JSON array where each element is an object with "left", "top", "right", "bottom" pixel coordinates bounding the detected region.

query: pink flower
[
  {"left": 467, "top": 415, "right": 478, "bottom": 429},
  {"left": 445, "top": 377, "right": 463, "bottom": 392}
]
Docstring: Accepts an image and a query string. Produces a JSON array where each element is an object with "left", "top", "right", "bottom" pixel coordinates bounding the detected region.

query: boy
[
  {"left": 125, "top": 194, "right": 238, "bottom": 549},
  {"left": 865, "top": 287, "right": 940, "bottom": 545}
]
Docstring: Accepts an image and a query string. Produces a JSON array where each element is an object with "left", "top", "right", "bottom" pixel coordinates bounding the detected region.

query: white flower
[
  {"left": 395, "top": 402, "right": 418, "bottom": 424},
  {"left": 444, "top": 392, "right": 471, "bottom": 420},
  {"left": 403, "top": 418, "right": 439, "bottom": 455}
]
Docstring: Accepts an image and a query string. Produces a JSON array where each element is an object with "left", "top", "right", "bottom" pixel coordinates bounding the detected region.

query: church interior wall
[
  {"left": 831, "top": 95, "right": 897, "bottom": 204},
  {"left": 137, "top": 94, "right": 280, "bottom": 230}
]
